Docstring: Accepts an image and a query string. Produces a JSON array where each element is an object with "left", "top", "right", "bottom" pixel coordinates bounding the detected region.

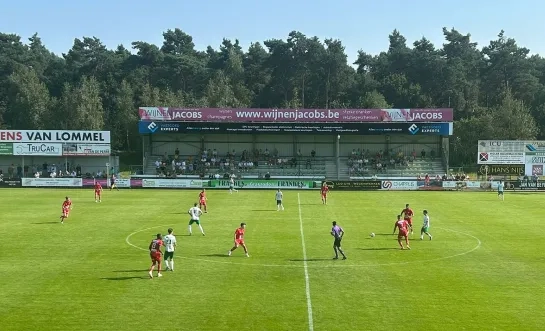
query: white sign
[
  {"left": 0, "top": 130, "right": 110, "bottom": 143},
  {"left": 478, "top": 140, "right": 545, "bottom": 153},
  {"left": 63, "top": 144, "right": 111, "bottom": 156},
  {"left": 442, "top": 181, "right": 482, "bottom": 188},
  {"left": 478, "top": 140, "right": 526, "bottom": 153},
  {"left": 13, "top": 143, "right": 62, "bottom": 156},
  {"left": 380, "top": 180, "right": 418, "bottom": 190},
  {"left": 115, "top": 179, "right": 131, "bottom": 188},
  {"left": 142, "top": 179, "right": 203, "bottom": 188},
  {"left": 22, "top": 177, "right": 83, "bottom": 187},
  {"left": 478, "top": 152, "right": 525, "bottom": 164}
]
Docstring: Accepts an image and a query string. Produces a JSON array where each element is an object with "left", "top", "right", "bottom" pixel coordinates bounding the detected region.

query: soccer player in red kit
[
  {"left": 148, "top": 233, "right": 164, "bottom": 279},
  {"left": 94, "top": 182, "right": 103, "bottom": 202},
  {"left": 401, "top": 203, "right": 414, "bottom": 234},
  {"left": 393, "top": 215, "right": 410, "bottom": 250},
  {"left": 321, "top": 183, "right": 329, "bottom": 204},
  {"left": 198, "top": 189, "right": 207, "bottom": 213},
  {"left": 60, "top": 197, "right": 72, "bottom": 224},
  {"left": 228, "top": 223, "right": 249, "bottom": 257}
]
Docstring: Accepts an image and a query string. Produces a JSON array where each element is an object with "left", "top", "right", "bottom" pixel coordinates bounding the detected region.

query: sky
[{"left": 1, "top": 0, "right": 544, "bottom": 65}]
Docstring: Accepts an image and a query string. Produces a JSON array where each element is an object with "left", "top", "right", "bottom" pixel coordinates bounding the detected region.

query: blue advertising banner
[{"left": 139, "top": 121, "right": 453, "bottom": 136}]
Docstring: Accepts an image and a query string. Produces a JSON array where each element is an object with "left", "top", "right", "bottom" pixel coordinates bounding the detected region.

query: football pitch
[{"left": 1, "top": 188, "right": 544, "bottom": 331}]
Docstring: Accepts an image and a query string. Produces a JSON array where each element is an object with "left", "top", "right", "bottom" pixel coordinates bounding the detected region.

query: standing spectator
[
  {"left": 8, "top": 164, "right": 14, "bottom": 178},
  {"left": 421, "top": 149, "right": 426, "bottom": 159},
  {"left": 430, "top": 149, "right": 435, "bottom": 159},
  {"left": 16, "top": 164, "right": 22, "bottom": 177},
  {"left": 311, "top": 149, "right": 316, "bottom": 158},
  {"left": 174, "top": 148, "right": 180, "bottom": 160}
]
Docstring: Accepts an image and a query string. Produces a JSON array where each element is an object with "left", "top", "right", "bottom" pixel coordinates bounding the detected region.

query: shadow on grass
[
  {"left": 289, "top": 258, "right": 332, "bottom": 262},
  {"left": 199, "top": 254, "right": 229, "bottom": 258},
  {"left": 357, "top": 247, "right": 399, "bottom": 251},
  {"left": 101, "top": 276, "right": 148, "bottom": 281},
  {"left": 32, "top": 222, "right": 61, "bottom": 225},
  {"left": 113, "top": 270, "right": 150, "bottom": 273}
]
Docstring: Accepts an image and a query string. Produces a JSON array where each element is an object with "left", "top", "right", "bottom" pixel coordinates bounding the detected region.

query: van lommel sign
[
  {"left": 139, "top": 107, "right": 453, "bottom": 123},
  {"left": 0, "top": 130, "right": 110, "bottom": 144}
]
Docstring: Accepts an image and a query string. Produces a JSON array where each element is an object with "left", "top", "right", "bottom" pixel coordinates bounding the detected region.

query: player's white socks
[
  {"left": 198, "top": 225, "right": 205, "bottom": 235},
  {"left": 165, "top": 260, "right": 170, "bottom": 270},
  {"left": 170, "top": 260, "right": 174, "bottom": 271},
  {"left": 188, "top": 225, "right": 192, "bottom": 235}
]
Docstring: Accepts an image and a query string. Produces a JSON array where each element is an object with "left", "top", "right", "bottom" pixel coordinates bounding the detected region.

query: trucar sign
[{"left": 0, "top": 130, "right": 110, "bottom": 144}]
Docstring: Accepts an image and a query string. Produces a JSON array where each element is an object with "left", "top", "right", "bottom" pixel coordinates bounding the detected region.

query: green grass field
[{"left": 0, "top": 188, "right": 544, "bottom": 331}]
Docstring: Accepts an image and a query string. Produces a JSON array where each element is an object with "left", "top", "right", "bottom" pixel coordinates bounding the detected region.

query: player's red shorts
[
  {"left": 234, "top": 239, "right": 245, "bottom": 247},
  {"left": 200, "top": 200, "right": 206, "bottom": 205},
  {"left": 398, "top": 230, "right": 408, "bottom": 238},
  {"left": 321, "top": 193, "right": 327, "bottom": 198},
  {"left": 62, "top": 208, "right": 69, "bottom": 217},
  {"left": 150, "top": 251, "right": 161, "bottom": 263},
  {"left": 95, "top": 190, "right": 101, "bottom": 195}
]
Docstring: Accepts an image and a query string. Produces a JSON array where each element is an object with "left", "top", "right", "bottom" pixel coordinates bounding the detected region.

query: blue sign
[{"left": 138, "top": 121, "right": 453, "bottom": 135}]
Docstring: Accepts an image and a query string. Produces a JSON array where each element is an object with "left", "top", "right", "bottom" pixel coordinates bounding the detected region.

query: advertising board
[
  {"left": 209, "top": 179, "right": 314, "bottom": 189},
  {"left": 141, "top": 179, "right": 204, "bottom": 189},
  {"left": 478, "top": 152, "right": 525, "bottom": 164},
  {"left": 0, "top": 178, "right": 21, "bottom": 187},
  {"left": 322, "top": 180, "right": 381, "bottom": 190},
  {"left": 477, "top": 164, "right": 524, "bottom": 176},
  {"left": 380, "top": 180, "right": 418, "bottom": 190},
  {"left": 13, "top": 143, "right": 63, "bottom": 156},
  {"left": 22, "top": 178, "right": 83, "bottom": 187},
  {"left": 139, "top": 107, "right": 454, "bottom": 123},
  {"left": 63, "top": 144, "right": 111, "bottom": 156},
  {"left": 0, "top": 130, "right": 110, "bottom": 143},
  {"left": 139, "top": 121, "right": 453, "bottom": 135}
]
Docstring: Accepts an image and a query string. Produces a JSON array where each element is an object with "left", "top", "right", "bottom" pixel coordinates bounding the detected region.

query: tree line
[{"left": 0, "top": 28, "right": 543, "bottom": 165}]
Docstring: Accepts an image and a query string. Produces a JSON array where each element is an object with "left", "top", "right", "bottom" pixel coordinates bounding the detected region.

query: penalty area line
[{"left": 297, "top": 193, "right": 314, "bottom": 331}]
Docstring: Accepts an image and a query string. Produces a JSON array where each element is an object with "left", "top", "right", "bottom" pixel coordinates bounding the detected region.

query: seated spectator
[
  {"left": 442, "top": 174, "right": 447, "bottom": 181},
  {"left": 50, "top": 171, "right": 57, "bottom": 178},
  {"left": 265, "top": 172, "right": 271, "bottom": 180},
  {"left": 430, "top": 149, "right": 435, "bottom": 159},
  {"left": 264, "top": 148, "right": 270, "bottom": 157},
  {"left": 306, "top": 159, "right": 311, "bottom": 169},
  {"left": 311, "top": 149, "right": 316, "bottom": 158},
  {"left": 421, "top": 149, "right": 426, "bottom": 159},
  {"left": 174, "top": 148, "right": 180, "bottom": 160},
  {"left": 34, "top": 171, "right": 40, "bottom": 178}
]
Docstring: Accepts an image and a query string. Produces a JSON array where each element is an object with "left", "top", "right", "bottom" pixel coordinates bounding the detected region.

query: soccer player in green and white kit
[
  {"left": 188, "top": 203, "right": 205, "bottom": 236},
  {"left": 164, "top": 228, "right": 177, "bottom": 271},
  {"left": 420, "top": 210, "right": 432, "bottom": 240},
  {"left": 275, "top": 189, "right": 284, "bottom": 211},
  {"left": 497, "top": 180, "right": 505, "bottom": 201}
]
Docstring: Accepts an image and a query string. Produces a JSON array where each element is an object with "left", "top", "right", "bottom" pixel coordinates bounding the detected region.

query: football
[{"left": 370, "top": 233, "right": 375, "bottom": 238}]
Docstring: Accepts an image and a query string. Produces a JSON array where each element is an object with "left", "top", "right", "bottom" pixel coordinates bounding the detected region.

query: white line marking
[
  {"left": 125, "top": 226, "right": 482, "bottom": 268},
  {"left": 298, "top": 193, "right": 314, "bottom": 331}
]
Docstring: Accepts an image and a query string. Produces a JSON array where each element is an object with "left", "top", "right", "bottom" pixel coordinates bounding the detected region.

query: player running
[
  {"left": 163, "top": 228, "right": 177, "bottom": 271},
  {"left": 199, "top": 189, "right": 208, "bottom": 213},
  {"left": 497, "top": 180, "right": 504, "bottom": 201},
  {"left": 420, "top": 210, "right": 433, "bottom": 240},
  {"left": 228, "top": 222, "right": 249, "bottom": 257},
  {"left": 400, "top": 203, "right": 414, "bottom": 234},
  {"left": 110, "top": 174, "right": 119, "bottom": 191},
  {"left": 321, "top": 183, "right": 329, "bottom": 205},
  {"left": 229, "top": 177, "right": 238, "bottom": 194},
  {"left": 188, "top": 203, "right": 205, "bottom": 236},
  {"left": 94, "top": 181, "right": 103, "bottom": 202},
  {"left": 60, "top": 197, "right": 72, "bottom": 224},
  {"left": 331, "top": 221, "right": 347, "bottom": 260},
  {"left": 275, "top": 189, "right": 284, "bottom": 211},
  {"left": 393, "top": 215, "right": 410, "bottom": 250},
  {"left": 148, "top": 233, "right": 164, "bottom": 279}
]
